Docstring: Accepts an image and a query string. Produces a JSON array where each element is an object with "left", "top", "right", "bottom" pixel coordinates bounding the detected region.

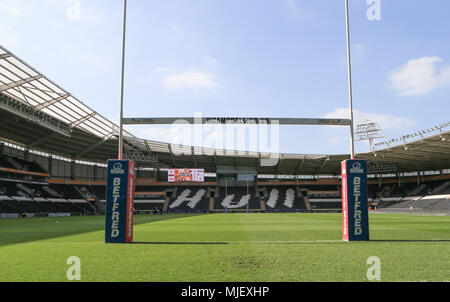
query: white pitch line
[{"left": 227, "top": 240, "right": 343, "bottom": 244}]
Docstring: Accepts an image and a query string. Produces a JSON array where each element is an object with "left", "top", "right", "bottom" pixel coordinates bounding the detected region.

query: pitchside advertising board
[
  {"left": 341, "top": 159, "right": 370, "bottom": 241},
  {"left": 105, "top": 160, "right": 135, "bottom": 243}
]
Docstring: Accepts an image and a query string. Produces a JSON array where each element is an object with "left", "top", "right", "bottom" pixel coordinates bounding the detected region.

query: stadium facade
[{"left": 0, "top": 45, "right": 449, "bottom": 217}]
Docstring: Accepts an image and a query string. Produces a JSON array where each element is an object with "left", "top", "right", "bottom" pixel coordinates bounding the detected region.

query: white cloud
[
  {"left": 153, "top": 57, "right": 219, "bottom": 92},
  {"left": 389, "top": 56, "right": 450, "bottom": 96},
  {"left": 162, "top": 71, "right": 217, "bottom": 91},
  {"left": 66, "top": 0, "right": 81, "bottom": 21},
  {"left": 286, "top": 0, "right": 298, "bottom": 16},
  {"left": 153, "top": 66, "right": 176, "bottom": 73},
  {"left": 0, "top": 0, "right": 24, "bottom": 16},
  {"left": 202, "top": 56, "right": 219, "bottom": 68},
  {"left": 68, "top": 1, "right": 108, "bottom": 24},
  {"left": 324, "top": 107, "right": 415, "bottom": 131},
  {"left": 1, "top": 0, "right": 107, "bottom": 24}
]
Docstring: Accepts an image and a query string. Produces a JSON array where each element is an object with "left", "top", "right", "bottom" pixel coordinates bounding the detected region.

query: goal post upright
[
  {"left": 345, "top": 0, "right": 356, "bottom": 160},
  {"left": 341, "top": 0, "right": 369, "bottom": 241},
  {"left": 118, "top": 0, "right": 127, "bottom": 161},
  {"left": 105, "top": 0, "right": 135, "bottom": 244}
]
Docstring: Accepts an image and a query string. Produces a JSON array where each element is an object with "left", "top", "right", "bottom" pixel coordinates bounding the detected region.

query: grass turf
[{"left": 0, "top": 213, "right": 449, "bottom": 282}]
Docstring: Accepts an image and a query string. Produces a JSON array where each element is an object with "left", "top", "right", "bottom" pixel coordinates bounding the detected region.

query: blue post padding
[
  {"left": 105, "top": 160, "right": 129, "bottom": 243},
  {"left": 342, "top": 159, "right": 370, "bottom": 241}
]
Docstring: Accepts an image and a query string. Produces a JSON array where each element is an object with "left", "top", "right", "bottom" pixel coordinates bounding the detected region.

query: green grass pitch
[{"left": 0, "top": 213, "right": 449, "bottom": 282}]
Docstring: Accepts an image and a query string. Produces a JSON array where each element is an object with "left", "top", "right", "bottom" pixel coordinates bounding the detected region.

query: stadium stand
[
  {"left": 133, "top": 187, "right": 168, "bottom": 213},
  {"left": 0, "top": 179, "right": 96, "bottom": 216},
  {"left": 215, "top": 186, "right": 261, "bottom": 211},
  {"left": 89, "top": 185, "right": 106, "bottom": 200},
  {"left": 309, "top": 199, "right": 341, "bottom": 211},
  {"left": 375, "top": 197, "right": 403, "bottom": 208},
  {"left": 380, "top": 194, "right": 450, "bottom": 211},
  {"left": 430, "top": 181, "right": 450, "bottom": 195},
  {"left": 167, "top": 186, "right": 210, "bottom": 213},
  {"left": 0, "top": 155, "right": 49, "bottom": 182},
  {"left": 262, "top": 186, "right": 307, "bottom": 211},
  {"left": 408, "top": 184, "right": 428, "bottom": 196},
  {"left": 3, "top": 160, "right": 450, "bottom": 217},
  {"left": 0, "top": 196, "right": 94, "bottom": 215},
  {"left": 1, "top": 45, "right": 450, "bottom": 220}
]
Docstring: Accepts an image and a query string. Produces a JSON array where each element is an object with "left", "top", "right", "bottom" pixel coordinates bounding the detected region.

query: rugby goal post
[{"left": 106, "top": 0, "right": 368, "bottom": 243}]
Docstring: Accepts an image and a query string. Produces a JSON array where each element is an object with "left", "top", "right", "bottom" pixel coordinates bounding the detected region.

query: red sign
[{"left": 341, "top": 161, "right": 349, "bottom": 241}]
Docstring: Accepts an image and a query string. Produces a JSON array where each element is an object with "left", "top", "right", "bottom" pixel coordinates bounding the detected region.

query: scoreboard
[{"left": 168, "top": 169, "right": 204, "bottom": 182}]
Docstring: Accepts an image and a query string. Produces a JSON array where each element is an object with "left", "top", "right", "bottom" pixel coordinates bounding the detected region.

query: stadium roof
[
  {"left": 0, "top": 45, "right": 449, "bottom": 175},
  {"left": 0, "top": 45, "right": 135, "bottom": 162},
  {"left": 0, "top": 46, "right": 134, "bottom": 139}
]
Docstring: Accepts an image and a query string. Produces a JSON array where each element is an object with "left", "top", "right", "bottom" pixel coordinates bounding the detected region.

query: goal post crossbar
[{"left": 122, "top": 117, "right": 351, "bottom": 126}]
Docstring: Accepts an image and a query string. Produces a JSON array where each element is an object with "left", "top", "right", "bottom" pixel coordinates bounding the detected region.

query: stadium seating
[
  {"left": 375, "top": 197, "right": 403, "bottom": 208},
  {"left": 0, "top": 155, "right": 48, "bottom": 175},
  {"left": 0, "top": 180, "right": 95, "bottom": 215},
  {"left": 216, "top": 187, "right": 261, "bottom": 210},
  {"left": 262, "top": 186, "right": 307, "bottom": 211},
  {"left": 0, "top": 196, "right": 95, "bottom": 215},
  {"left": 430, "top": 182, "right": 450, "bottom": 195},
  {"left": 168, "top": 186, "right": 210, "bottom": 212},
  {"left": 377, "top": 194, "right": 450, "bottom": 212},
  {"left": 47, "top": 184, "right": 83, "bottom": 199},
  {"left": 427, "top": 197, "right": 450, "bottom": 211},
  {"left": 134, "top": 201, "right": 165, "bottom": 212},
  {"left": 309, "top": 199, "right": 341, "bottom": 211}
]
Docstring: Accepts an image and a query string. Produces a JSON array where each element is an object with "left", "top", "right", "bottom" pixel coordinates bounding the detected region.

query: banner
[
  {"left": 105, "top": 160, "right": 135, "bottom": 243},
  {"left": 168, "top": 169, "right": 204, "bottom": 182},
  {"left": 341, "top": 159, "right": 369, "bottom": 241}
]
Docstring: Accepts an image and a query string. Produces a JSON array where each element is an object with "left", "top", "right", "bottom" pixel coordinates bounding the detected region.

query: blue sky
[{"left": 1, "top": 0, "right": 449, "bottom": 155}]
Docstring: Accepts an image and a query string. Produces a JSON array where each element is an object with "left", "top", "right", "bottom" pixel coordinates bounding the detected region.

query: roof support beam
[
  {"left": 69, "top": 112, "right": 95, "bottom": 128},
  {"left": 0, "top": 75, "right": 41, "bottom": 92},
  {"left": 0, "top": 54, "right": 11, "bottom": 60},
  {"left": 294, "top": 155, "right": 307, "bottom": 175},
  {"left": 167, "top": 144, "right": 178, "bottom": 167},
  {"left": 76, "top": 132, "right": 114, "bottom": 157},
  {"left": 34, "top": 94, "right": 70, "bottom": 111},
  {"left": 142, "top": 142, "right": 159, "bottom": 169},
  {"left": 144, "top": 141, "right": 153, "bottom": 156},
  {"left": 275, "top": 155, "right": 282, "bottom": 176},
  {"left": 316, "top": 157, "right": 329, "bottom": 175},
  {"left": 213, "top": 150, "right": 218, "bottom": 169},
  {"left": 192, "top": 147, "right": 198, "bottom": 168}
]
